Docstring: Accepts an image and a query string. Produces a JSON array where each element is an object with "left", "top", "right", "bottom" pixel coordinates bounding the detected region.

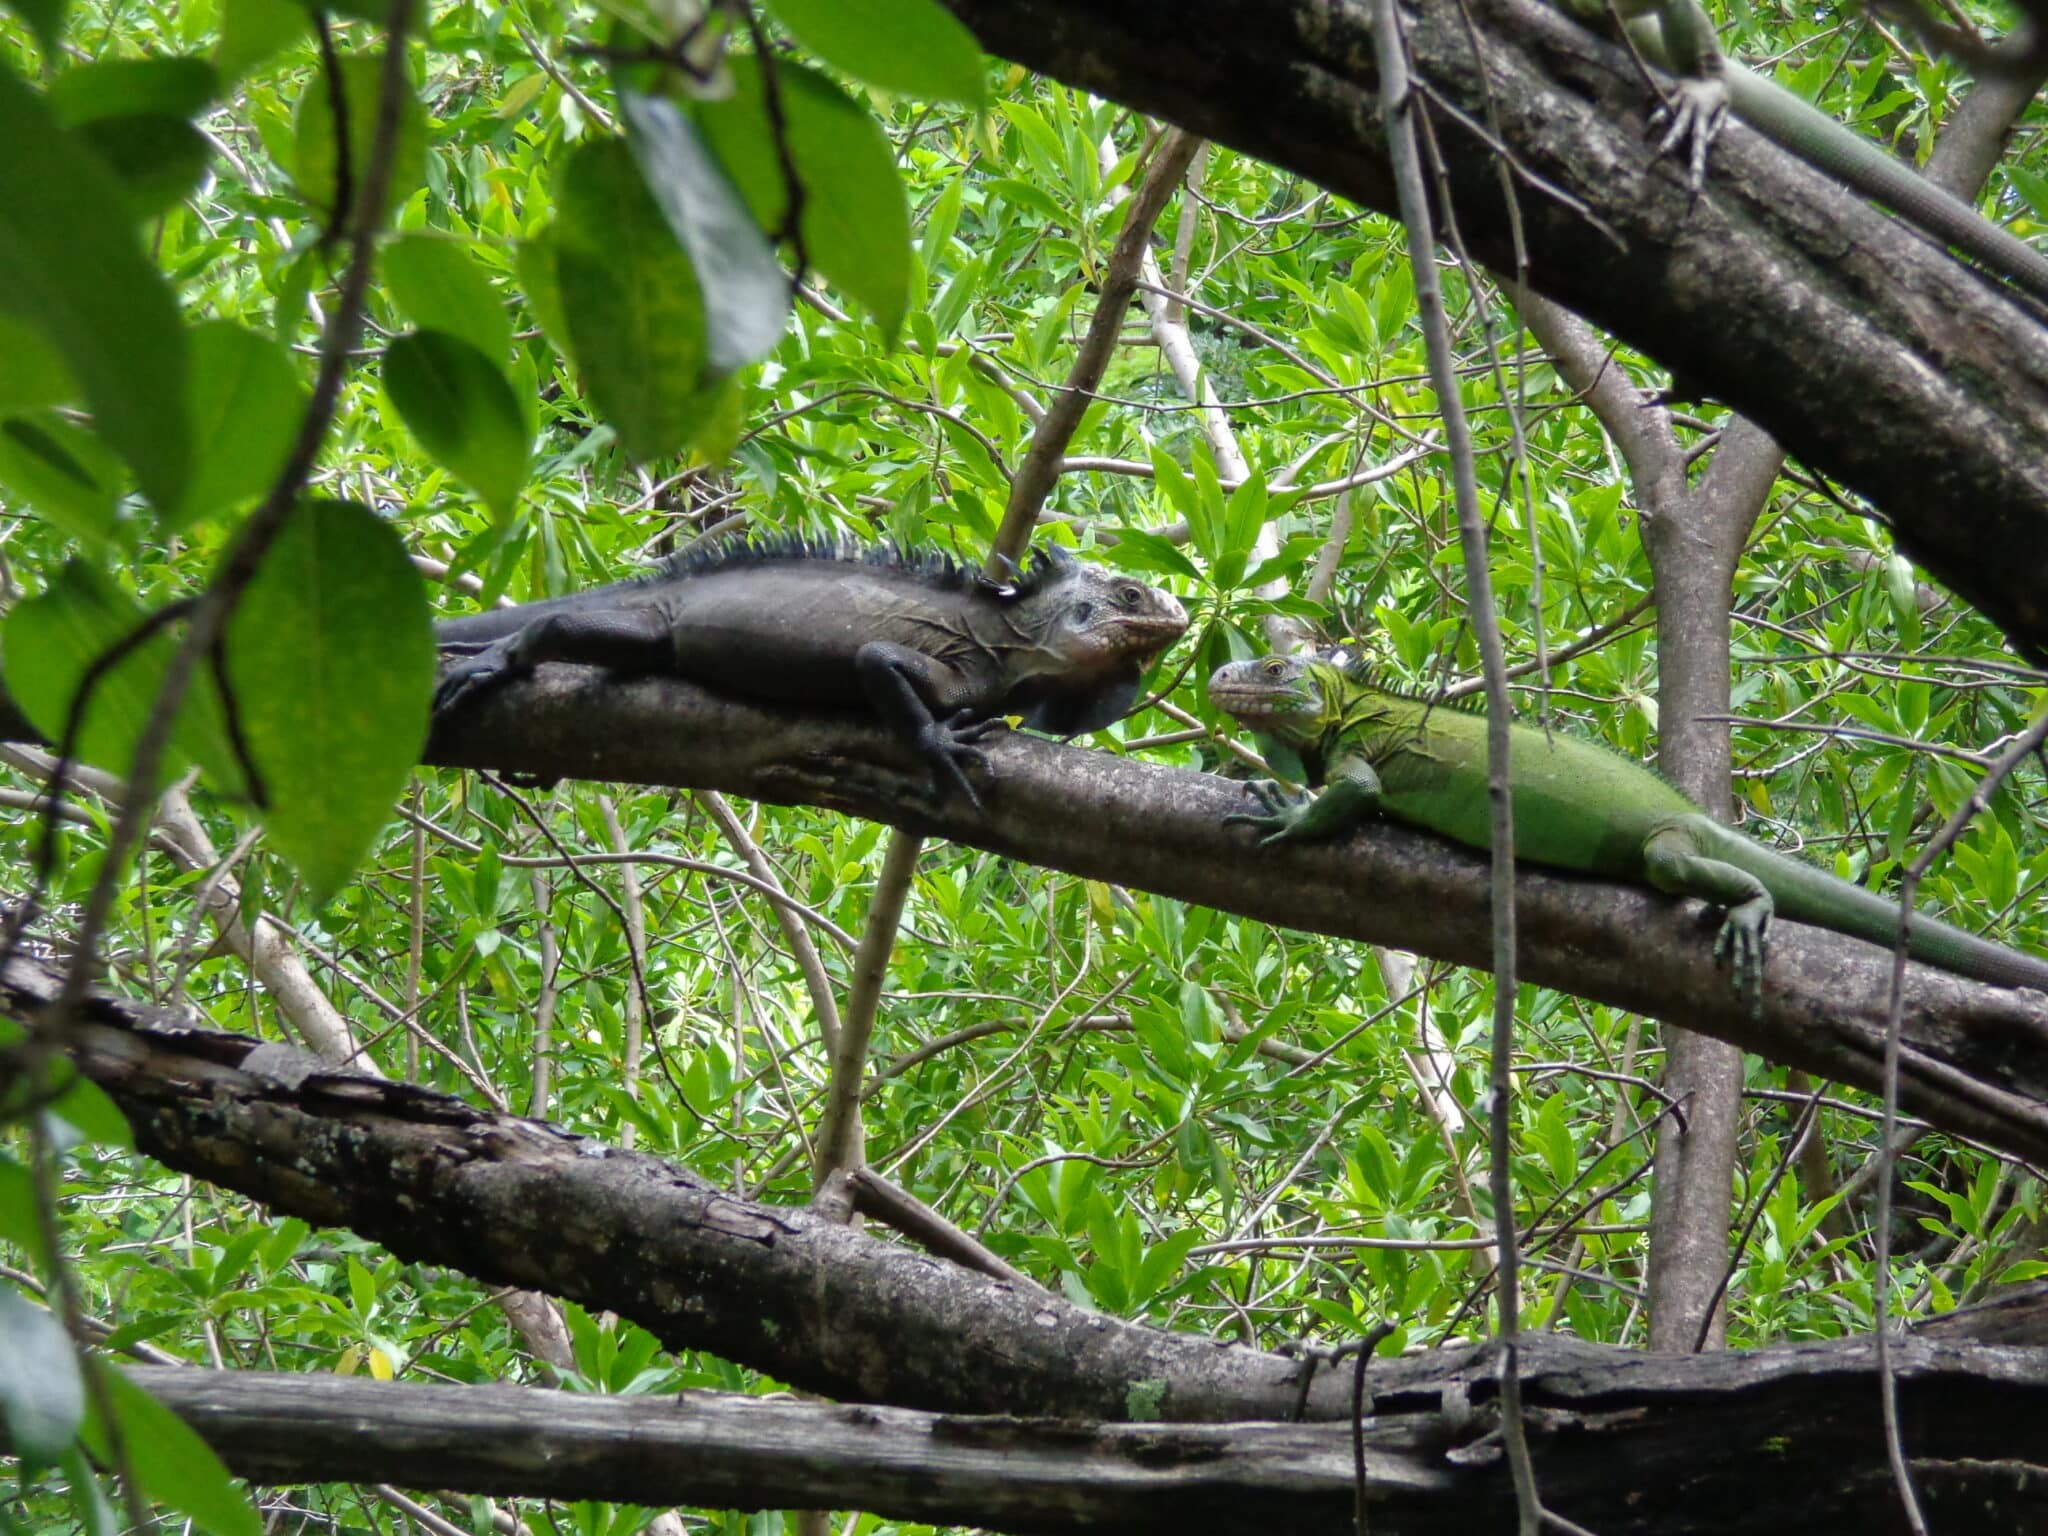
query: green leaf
[
  {"left": 83, "top": 1366, "right": 262, "bottom": 1536},
  {"left": 216, "top": 0, "right": 307, "bottom": 85},
  {"left": 72, "top": 116, "right": 213, "bottom": 219},
  {"left": 175, "top": 321, "right": 307, "bottom": 531},
  {"left": 45, "top": 1068, "right": 132, "bottom": 1150},
  {"left": 553, "top": 137, "right": 711, "bottom": 460},
  {"left": 50, "top": 57, "right": 217, "bottom": 124},
  {"left": 0, "top": 413, "right": 124, "bottom": 543},
  {"left": 1, "top": 561, "right": 242, "bottom": 790},
  {"left": 0, "top": 1287, "right": 84, "bottom": 1463},
  {"left": 222, "top": 499, "right": 433, "bottom": 906},
  {"left": 0, "top": 1156, "right": 48, "bottom": 1269},
  {"left": 0, "top": 311, "right": 76, "bottom": 417},
  {"left": 0, "top": 62, "right": 189, "bottom": 511},
  {"left": 382, "top": 330, "right": 530, "bottom": 522},
  {"left": 291, "top": 51, "right": 426, "bottom": 229},
  {"left": 620, "top": 90, "right": 788, "bottom": 374},
  {"left": 763, "top": 0, "right": 986, "bottom": 107},
  {"left": 696, "top": 55, "right": 911, "bottom": 340},
  {"left": 382, "top": 233, "right": 512, "bottom": 361},
  {"left": 513, "top": 235, "right": 569, "bottom": 360}
]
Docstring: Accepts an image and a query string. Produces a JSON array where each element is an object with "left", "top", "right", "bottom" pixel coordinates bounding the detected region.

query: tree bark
[
  {"left": 414, "top": 670, "right": 2048, "bottom": 1163},
  {"left": 934, "top": 0, "right": 2048, "bottom": 664}
]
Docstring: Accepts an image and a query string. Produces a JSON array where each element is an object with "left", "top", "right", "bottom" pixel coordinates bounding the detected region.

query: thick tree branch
[
  {"left": 936, "top": 0, "right": 2048, "bottom": 663},
  {"left": 426, "top": 672, "right": 2048, "bottom": 1162},
  {"left": 18, "top": 1354, "right": 2040, "bottom": 1536}
]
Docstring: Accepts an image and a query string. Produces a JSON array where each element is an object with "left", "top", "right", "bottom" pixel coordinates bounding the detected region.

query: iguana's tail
[
  {"left": 1726, "top": 64, "right": 2048, "bottom": 308},
  {"left": 1715, "top": 831, "right": 2048, "bottom": 993}
]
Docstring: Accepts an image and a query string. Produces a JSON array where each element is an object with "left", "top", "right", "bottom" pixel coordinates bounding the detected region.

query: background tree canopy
[{"left": 4, "top": 0, "right": 2048, "bottom": 1530}]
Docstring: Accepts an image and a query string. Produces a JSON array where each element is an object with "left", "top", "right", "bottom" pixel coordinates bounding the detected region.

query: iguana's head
[
  {"left": 1007, "top": 546, "right": 1188, "bottom": 734},
  {"left": 1207, "top": 652, "right": 1343, "bottom": 746},
  {"left": 1016, "top": 546, "right": 1188, "bottom": 673}
]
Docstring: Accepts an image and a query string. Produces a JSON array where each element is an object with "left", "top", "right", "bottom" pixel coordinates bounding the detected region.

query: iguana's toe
[
  {"left": 1713, "top": 901, "right": 1770, "bottom": 1016},
  {"left": 1651, "top": 77, "right": 1728, "bottom": 192}
]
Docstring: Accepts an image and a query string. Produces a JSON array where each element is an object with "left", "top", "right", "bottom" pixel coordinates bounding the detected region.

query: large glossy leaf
[
  {"left": 765, "top": 0, "right": 985, "bottom": 107},
  {"left": 49, "top": 56, "right": 217, "bottom": 123},
  {"left": 74, "top": 116, "right": 213, "bottom": 218},
  {"left": 82, "top": 1366, "right": 261, "bottom": 1536},
  {"left": 0, "top": 413, "right": 123, "bottom": 543},
  {"left": 695, "top": 55, "right": 911, "bottom": 340},
  {"left": 175, "top": 321, "right": 307, "bottom": 531},
  {"left": 0, "top": 62, "right": 188, "bottom": 512},
  {"left": 382, "top": 233, "right": 512, "bottom": 361},
  {"left": 222, "top": 499, "right": 433, "bottom": 906},
  {"left": 620, "top": 89, "right": 787, "bottom": 375},
  {"left": 0, "top": 311, "right": 75, "bottom": 417},
  {"left": 291, "top": 51, "right": 426, "bottom": 229},
  {"left": 0, "top": 561, "right": 243, "bottom": 791},
  {"left": 0, "top": 1288, "right": 83, "bottom": 1464},
  {"left": 553, "top": 136, "right": 711, "bottom": 460},
  {"left": 382, "top": 329, "right": 530, "bottom": 522}
]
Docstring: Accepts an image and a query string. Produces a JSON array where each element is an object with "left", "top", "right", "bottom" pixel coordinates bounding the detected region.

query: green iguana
[
  {"left": 1208, "top": 650, "right": 2048, "bottom": 1002},
  {"left": 1582, "top": 0, "right": 2048, "bottom": 306},
  {"left": 434, "top": 537, "right": 1189, "bottom": 807}
]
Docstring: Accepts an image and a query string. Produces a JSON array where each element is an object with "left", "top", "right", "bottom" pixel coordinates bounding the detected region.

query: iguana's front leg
[
  {"left": 853, "top": 642, "right": 995, "bottom": 809},
  {"left": 1225, "top": 753, "right": 1384, "bottom": 845},
  {"left": 1641, "top": 817, "right": 1773, "bottom": 1013}
]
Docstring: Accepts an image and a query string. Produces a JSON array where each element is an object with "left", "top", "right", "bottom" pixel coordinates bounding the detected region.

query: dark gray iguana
[
  {"left": 433, "top": 538, "right": 1190, "bottom": 806},
  {"left": 1577, "top": 0, "right": 2048, "bottom": 306},
  {"left": 1209, "top": 650, "right": 2048, "bottom": 1005}
]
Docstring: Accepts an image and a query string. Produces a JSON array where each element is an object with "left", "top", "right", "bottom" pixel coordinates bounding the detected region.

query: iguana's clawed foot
[
  {"left": 922, "top": 708, "right": 1004, "bottom": 810},
  {"left": 1713, "top": 899, "right": 1770, "bottom": 1017},
  {"left": 1222, "top": 779, "right": 1315, "bottom": 845},
  {"left": 1651, "top": 76, "right": 1728, "bottom": 192},
  {"left": 433, "top": 646, "right": 522, "bottom": 715}
]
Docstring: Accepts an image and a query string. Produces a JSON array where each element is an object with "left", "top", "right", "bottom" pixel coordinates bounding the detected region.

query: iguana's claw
[
  {"left": 1651, "top": 76, "right": 1728, "bottom": 192},
  {"left": 948, "top": 708, "right": 1011, "bottom": 746},
  {"left": 1712, "top": 900, "right": 1770, "bottom": 1017},
  {"left": 924, "top": 713, "right": 991, "bottom": 810},
  {"left": 1222, "top": 779, "right": 1313, "bottom": 845},
  {"left": 433, "top": 659, "right": 505, "bottom": 715}
]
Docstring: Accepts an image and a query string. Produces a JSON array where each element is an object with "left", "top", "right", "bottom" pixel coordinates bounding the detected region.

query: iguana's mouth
[{"left": 1207, "top": 682, "right": 1287, "bottom": 726}]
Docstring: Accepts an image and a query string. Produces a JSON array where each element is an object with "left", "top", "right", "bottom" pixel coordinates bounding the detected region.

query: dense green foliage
[{"left": 3, "top": 0, "right": 2048, "bottom": 1530}]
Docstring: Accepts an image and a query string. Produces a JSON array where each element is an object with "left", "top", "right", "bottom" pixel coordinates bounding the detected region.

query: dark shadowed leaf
[
  {"left": 222, "top": 499, "right": 433, "bottom": 906},
  {"left": 0, "top": 413, "right": 123, "bottom": 543},
  {"left": 382, "top": 233, "right": 512, "bottom": 361},
  {"left": 0, "top": 1288, "right": 83, "bottom": 1464},
  {"left": 291, "top": 51, "right": 425, "bottom": 229},
  {"left": 73, "top": 115, "right": 212, "bottom": 218},
  {"left": 620, "top": 90, "right": 787, "bottom": 374},
  {"left": 383, "top": 330, "right": 530, "bottom": 522},
  {"left": 0, "top": 561, "right": 241, "bottom": 790},
  {"left": 0, "top": 63, "right": 188, "bottom": 511},
  {"left": 696, "top": 56, "right": 910, "bottom": 339},
  {"left": 3, "top": 0, "right": 65, "bottom": 58},
  {"left": 765, "top": 0, "right": 986, "bottom": 106},
  {"left": 83, "top": 1367, "right": 262, "bottom": 1536},
  {"left": 175, "top": 321, "right": 307, "bottom": 531},
  {"left": 553, "top": 137, "right": 710, "bottom": 460}
]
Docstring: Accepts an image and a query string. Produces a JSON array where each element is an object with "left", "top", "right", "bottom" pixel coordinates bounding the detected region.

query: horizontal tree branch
[
  {"left": 425, "top": 671, "right": 2048, "bottom": 1164},
  {"left": 46, "top": 1355, "right": 2048, "bottom": 1535},
  {"left": 937, "top": 0, "right": 2048, "bottom": 663}
]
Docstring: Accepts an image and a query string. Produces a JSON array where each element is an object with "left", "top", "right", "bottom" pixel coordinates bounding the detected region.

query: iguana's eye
[
  {"left": 1263, "top": 660, "right": 1285, "bottom": 676},
  {"left": 1117, "top": 583, "right": 1144, "bottom": 606}
]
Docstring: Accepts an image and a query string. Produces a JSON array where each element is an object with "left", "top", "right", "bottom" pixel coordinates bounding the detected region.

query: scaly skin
[
  {"left": 1563, "top": 0, "right": 2048, "bottom": 306},
  {"left": 1209, "top": 652, "right": 2048, "bottom": 1006},
  {"left": 435, "top": 538, "right": 1188, "bottom": 807}
]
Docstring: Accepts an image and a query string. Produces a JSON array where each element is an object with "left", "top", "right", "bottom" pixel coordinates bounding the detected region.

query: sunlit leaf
[
  {"left": 82, "top": 1366, "right": 262, "bottom": 1536},
  {"left": 0, "top": 413, "right": 124, "bottom": 543},
  {"left": 695, "top": 56, "right": 911, "bottom": 339},
  {"left": 383, "top": 330, "right": 530, "bottom": 522},
  {"left": 174, "top": 321, "right": 307, "bottom": 531},
  {"left": 222, "top": 499, "right": 433, "bottom": 905},
  {"left": 291, "top": 50, "right": 426, "bottom": 229},
  {"left": 765, "top": 0, "right": 986, "bottom": 106},
  {"left": 383, "top": 233, "right": 512, "bottom": 361},
  {"left": 0, "top": 62, "right": 188, "bottom": 511}
]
